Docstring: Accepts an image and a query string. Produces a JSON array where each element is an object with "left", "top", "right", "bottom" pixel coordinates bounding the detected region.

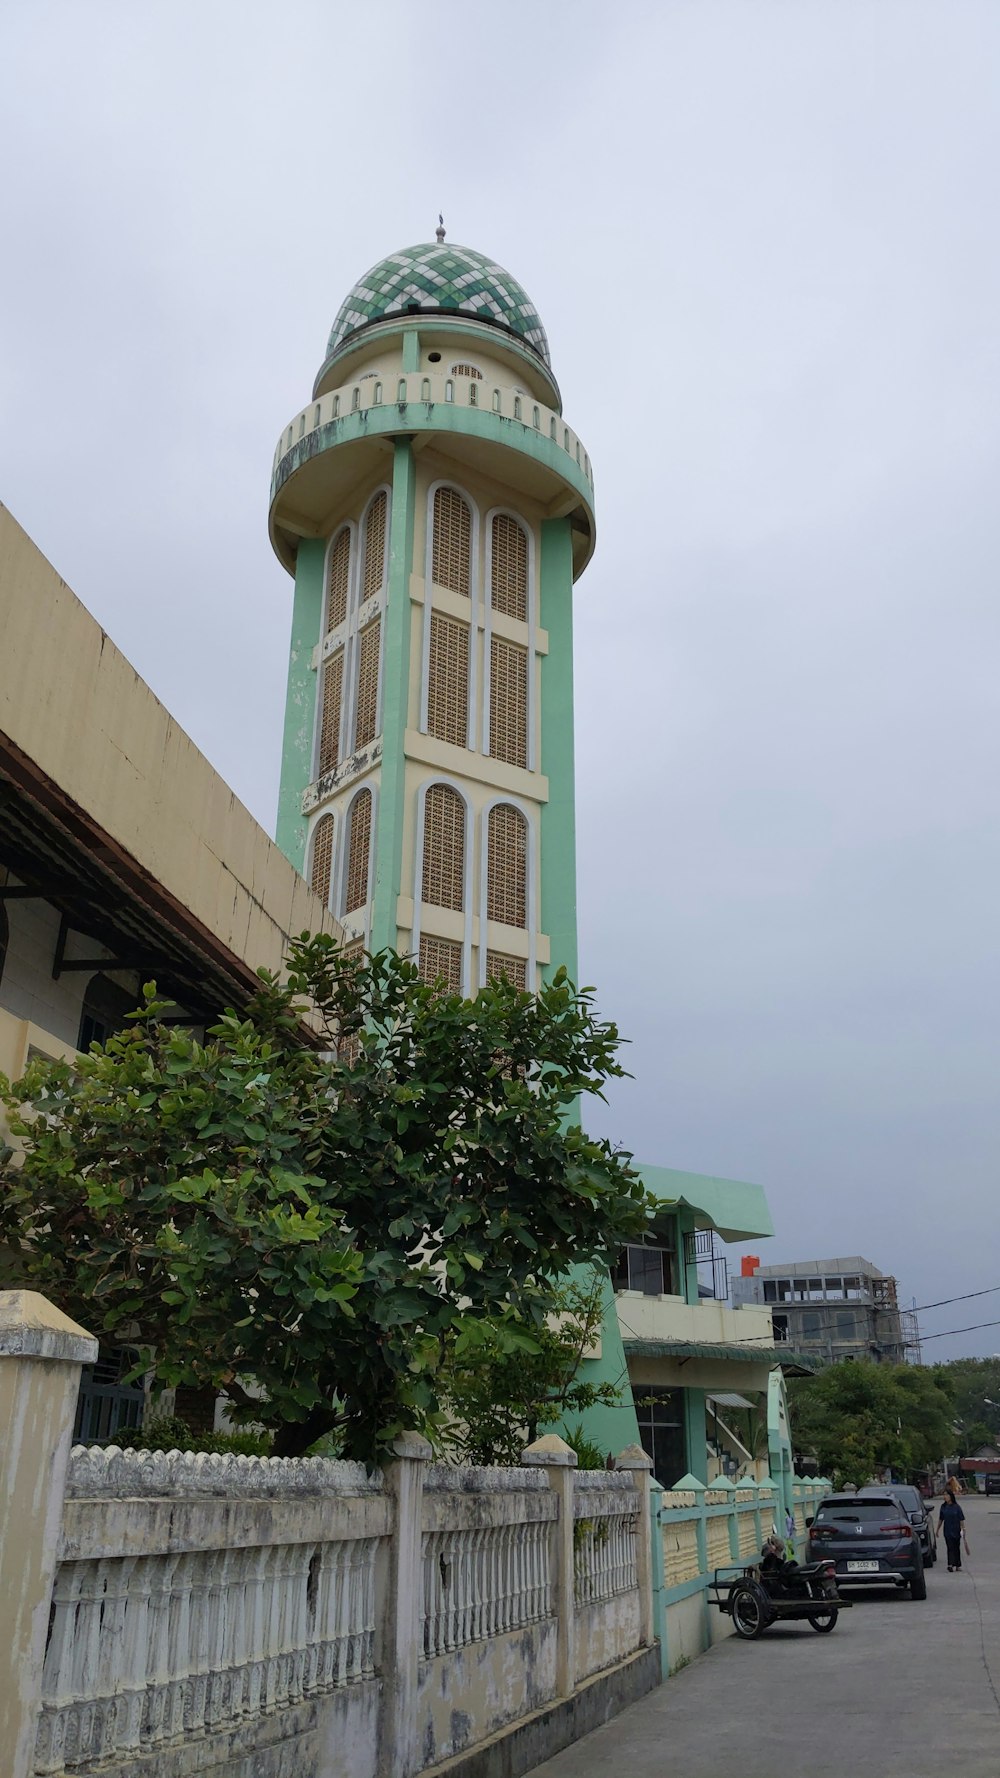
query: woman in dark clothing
[{"left": 937, "top": 1493, "right": 969, "bottom": 1571}]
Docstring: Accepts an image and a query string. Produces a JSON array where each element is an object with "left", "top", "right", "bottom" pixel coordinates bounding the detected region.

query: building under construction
[{"left": 731, "top": 1256, "right": 921, "bottom": 1366}]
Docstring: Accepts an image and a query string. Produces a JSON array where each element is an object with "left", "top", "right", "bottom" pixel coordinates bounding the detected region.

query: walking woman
[{"left": 936, "top": 1490, "right": 969, "bottom": 1571}]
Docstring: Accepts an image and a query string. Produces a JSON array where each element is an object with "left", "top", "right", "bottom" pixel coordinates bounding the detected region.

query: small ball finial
[{"left": 435, "top": 214, "right": 446, "bottom": 244}]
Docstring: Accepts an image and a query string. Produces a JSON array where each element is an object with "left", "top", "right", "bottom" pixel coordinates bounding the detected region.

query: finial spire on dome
[{"left": 435, "top": 214, "right": 446, "bottom": 244}]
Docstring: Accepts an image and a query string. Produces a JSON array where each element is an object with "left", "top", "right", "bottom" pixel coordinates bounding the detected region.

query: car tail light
[{"left": 880, "top": 1524, "right": 912, "bottom": 1537}]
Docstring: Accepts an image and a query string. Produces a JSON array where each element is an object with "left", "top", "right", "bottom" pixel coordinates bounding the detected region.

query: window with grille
[
  {"left": 309, "top": 814, "right": 334, "bottom": 908},
  {"left": 489, "top": 636, "right": 528, "bottom": 767},
  {"left": 491, "top": 515, "right": 528, "bottom": 621},
  {"left": 421, "top": 784, "right": 465, "bottom": 910},
  {"left": 451, "top": 363, "right": 483, "bottom": 379},
  {"left": 427, "top": 613, "right": 469, "bottom": 747},
  {"left": 362, "top": 491, "right": 387, "bottom": 601},
  {"left": 431, "top": 487, "right": 471, "bottom": 596},
  {"left": 419, "top": 934, "right": 463, "bottom": 993},
  {"left": 487, "top": 804, "right": 527, "bottom": 927},
  {"left": 317, "top": 649, "right": 344, "bottom": 776},
  {"left": 485, "top": 951, "right": 526, "bottom": 990},
  {"left": 354, "top": 617, "right": 381, "bottom": 749},
  {"left": 344, "top": 790, "right": 372, "bottom": 912},
  {"left": 326, "top": 527, "right": 351, "bottom": 633}
]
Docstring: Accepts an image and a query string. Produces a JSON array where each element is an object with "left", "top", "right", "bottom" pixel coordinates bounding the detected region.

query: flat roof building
[{"left": 732, "top": 1255, "right": 920, "bottom": 1366}]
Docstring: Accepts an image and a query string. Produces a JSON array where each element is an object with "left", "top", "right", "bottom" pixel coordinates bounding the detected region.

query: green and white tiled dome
[{"left": 322, "top": 242, "right": 551, "bottom": 370}]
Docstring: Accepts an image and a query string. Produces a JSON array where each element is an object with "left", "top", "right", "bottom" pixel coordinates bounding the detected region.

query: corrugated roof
[{"left": 623, "top": 1338, "right": 816, "bottom": 1376}]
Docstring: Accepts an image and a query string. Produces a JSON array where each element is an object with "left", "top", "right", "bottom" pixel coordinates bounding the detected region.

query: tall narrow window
[
  {"left": 487, "top": 804, "right": 527, "bottom": 927},
  {"left": 421, "top": 784, "right": 465, "bottom": 910},
  {"left": 432, "top": 488, "right": 471, "bottom": 596},
  {"left": 419, "top": 935, "right": 463, "bottom": 992},
  {"left": 317, "top": 650, "right": 344, "bottom": 776},
  {"left": 491, "top": 515, "right": 528, "bottom": 621},
  {"left": 309, "top": 814, "right": 334, "bottom": 908},
  {"left": 354, "top": 617, "right": 381, "bottom": 749},
  {"left": 485, "top": 951, "right": 527, "bottom": 991},
  {"left": 362, "top": 491, "right": 388, "bottom": 601},
  {"left": 489, "top": 637, "right": 528, "bottom": 768},
  {"left": 345, "top": 789, "right": 373, "bottom": 912},
  {"left": 326, "top": 528, "right": 351, "bottom": 633},
  {"left": 427, "top": 613, "right": 469, "bottom": 747}
]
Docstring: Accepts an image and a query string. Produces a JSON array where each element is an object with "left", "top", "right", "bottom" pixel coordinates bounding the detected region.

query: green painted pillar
[
  {"left": 649, "top": 1479, "right": 669, "bottom": 1679},
  {"left": 685, "top": 1388, "right": 708, "bottom": 1485},
  {"left": 276, "top": 537, "right": 325, "bottom": 873},
  {"left": 538, "top": 517, "right": 577, "bottom": 984},
  {"left": 371, "top": 437, "right": 416, "bottom": 953}
]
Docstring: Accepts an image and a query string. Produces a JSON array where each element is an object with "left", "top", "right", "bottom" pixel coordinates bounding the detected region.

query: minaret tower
[{"left": 270, "top": 233, "right": 596, "bottom": 994}]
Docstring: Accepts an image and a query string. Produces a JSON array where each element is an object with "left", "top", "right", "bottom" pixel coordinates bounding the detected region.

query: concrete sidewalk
[{"left": 533, "top": 1497, "right": 1000, "bottom": 1778}]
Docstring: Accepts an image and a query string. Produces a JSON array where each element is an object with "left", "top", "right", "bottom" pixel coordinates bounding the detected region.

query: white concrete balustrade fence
[{"left": 0, "top": 1300, "right": 658, "bottom": 1778}]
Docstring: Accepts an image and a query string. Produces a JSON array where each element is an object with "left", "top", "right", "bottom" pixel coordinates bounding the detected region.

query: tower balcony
[{"left": 269, "top": 373, "right": 596, "bottom": 578}]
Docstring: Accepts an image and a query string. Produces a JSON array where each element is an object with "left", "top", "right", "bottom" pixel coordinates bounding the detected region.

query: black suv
[
  {"left": 806, "top": 1492, "right": 927, "bottom": 1598},
  {"left": 859, "top": 1484, "right": 936, "bottom": 1567}
]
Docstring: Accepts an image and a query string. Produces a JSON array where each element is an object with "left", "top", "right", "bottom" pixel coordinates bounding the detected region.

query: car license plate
[{"left": 846, "top": 1560, "right": 880, "bottom": 1573}]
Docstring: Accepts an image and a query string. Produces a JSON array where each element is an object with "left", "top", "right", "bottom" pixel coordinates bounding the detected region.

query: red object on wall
[{"left": 741, "top": 1255, "right": 760, "bottom": 1277}]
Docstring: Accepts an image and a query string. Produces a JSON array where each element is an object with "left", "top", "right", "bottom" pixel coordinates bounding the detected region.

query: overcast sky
[{"left": 2, "top": 1, "right": 997, "bottom": 1361}]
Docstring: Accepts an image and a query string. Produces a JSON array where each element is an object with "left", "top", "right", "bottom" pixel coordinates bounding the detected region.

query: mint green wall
[
  {"left": 538, "top": 517, "right": 578, "bottom": 985},
  {"left": 684, "top": 1388, "right": 708, "bottom": 1485},
  {"left": 371, "top": 440, "right": 416, "bottom": 953},
  {"left": 276, "top": 537, "right": 324, "bottom": 872}
]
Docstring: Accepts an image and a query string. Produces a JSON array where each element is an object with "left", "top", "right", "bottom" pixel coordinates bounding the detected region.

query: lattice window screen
[
  {"left": 491, "top": 515, "right": 528, "bottom": 621},
  {"left": 354, "top": 618, "right": 381, "bottom": 749},
  {"left": 489, "top": 637, "right": 528, "bottom": 768},
  {"left": 419, "top": 935, "right": 463, "bottom": 993},
  {"left": 485, "top": 951, "right": 527, "bottom": 991},
  {"left": 421, "top": 785, "right": 465, "bottom": 910},
  {"left": 451, "top": 363, "right": 483, "bottom": 379},
  {"left": 317, "top": 649, "right": 344, "bottom": 776},
  {"left": 326, "top": 528, "right": 351, "bottom": 632},
  {"left": 344, "top": 790, "right": 372, "bottom": 913},
  {"left": 432, "top": 488, "right": 471, "bottom": 595},
  {"left": 427, "top": 614, "right": 469, "bottom": 747},
  {"left": 487, "top": 804, "right": 527, "bottom": 927},
  {"left": 309, "top": 814, "right": 335, "bottom": 908},
  {"left": 341, "top": 937, "right": 364, "bottom": 962},
  {"left": 362, "top": 492, "right": 387, "bottom": 601}
]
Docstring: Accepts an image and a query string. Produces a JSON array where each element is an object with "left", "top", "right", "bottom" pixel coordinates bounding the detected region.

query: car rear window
[
  {"left": 814, "top": 1501, "right": 899, "bottom": 1525},
  {"left": 892, "top": 1488, "right": 921, "bottom": 1512}
]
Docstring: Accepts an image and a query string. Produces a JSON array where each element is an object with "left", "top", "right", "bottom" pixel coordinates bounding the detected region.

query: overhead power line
[
  {"left": 911, "top": 1284, "right": 1000, "bottom": 1313},
  {"left": 918, "top": 1319, "right": 1000, "bottom": 1344}
]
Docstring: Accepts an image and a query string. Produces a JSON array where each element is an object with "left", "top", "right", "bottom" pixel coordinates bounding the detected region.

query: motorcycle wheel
[
  {"left": 730, "top": 1583, "right": 769, "bottom": 1639},
  {"left": 808, "top": 1610, "right": 838, "bottom": 1632}
]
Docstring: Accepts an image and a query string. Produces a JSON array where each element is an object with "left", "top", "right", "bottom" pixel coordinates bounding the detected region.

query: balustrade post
[
  {"left": 615, "top": 1444, "right": 654, "bottom": 1649},
  {"left": 521, "top": 1434, "right": 577, "bottom": 1698},
  {"left": 0, "top": 1290, "right": 97, "bottom": 1778},
  {"left": 379, "top": 1431, "right": 431, "bottom": 1778}
]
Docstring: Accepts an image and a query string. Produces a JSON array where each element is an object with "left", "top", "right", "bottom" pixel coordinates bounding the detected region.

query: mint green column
[
  {"left": 538, "top": 517, "right": 577, "bottom": 984},
  {"left": 371, "top": 438, "right": 416, "bottom": 952},
  {"left": 685, "top": 1389, "right": 708, "bottom": 1485},
  {"left": 276, "top": 537, "right": 325, "bottom": 873}
]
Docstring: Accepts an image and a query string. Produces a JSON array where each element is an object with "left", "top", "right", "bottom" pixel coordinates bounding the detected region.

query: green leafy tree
[
  {"left": 0, "top": 939, "right": 650, "bottom": 1463},
  {"left": 930, "top": 1358, "right": 1000, "bottom": 1453},
  {"left": 788, "top": 1361, "right": 954, "bottom": 1488},
  {"left": 440, "top": 1276, "right": 620, "bottom": 1465}
]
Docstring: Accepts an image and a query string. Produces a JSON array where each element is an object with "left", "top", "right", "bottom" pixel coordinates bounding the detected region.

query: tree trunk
[{"left": 272, "top": 1407, "right": 339, "bottom": 1458}]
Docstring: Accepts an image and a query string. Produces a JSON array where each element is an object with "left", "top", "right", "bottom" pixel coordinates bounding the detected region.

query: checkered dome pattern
[{"left": 324, "top": 243, "right": 551, "bottom": 368}]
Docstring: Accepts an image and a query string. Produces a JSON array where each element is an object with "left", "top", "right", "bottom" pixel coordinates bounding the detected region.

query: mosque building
[{"left": 267, "top": 228, "right": 790, "bottom": 1484}]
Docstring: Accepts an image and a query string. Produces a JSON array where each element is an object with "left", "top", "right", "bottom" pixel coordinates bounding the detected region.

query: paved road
[{"left": 534, "top": 1497, "right": 1000, "bottom": 1778}]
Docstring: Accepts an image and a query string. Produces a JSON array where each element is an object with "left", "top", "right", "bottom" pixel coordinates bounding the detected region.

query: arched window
[
  {"left": 487, "top": 804, "right": 527, "bottom": 927},
  {"left": 362, "top": 491, "right": 388, "bottom": 602},
  {"left": 421, "top": 784, "right": 465, "bottom": 910},
  {"left": 489, "top": 636, "right": 528, "bottom": 768},
  {"left": 490, "top": 515, "right": 528, "bottom": 621},
  {"left": 326, "top": 527, "right": 351, "bottom": 633},
  {"left": 427, "top": 612, "right": 469, "bottom": 747},
  {"left": 432, "top": 487, "right": 471, "bottom": 596},
  {"left": 344, "top": 790, "right": 373, "bottom": 913},
  {"left": 418, "top": 935, "right": 462, "bottom": 992},
  {"left": 309, "top": 814, "right": 334, "bottom": 908},
  {"left": 317, "top": 650, "right": 344, "bottom": 776},
  {"left": 77, "top": 974, "right": 135, "bottom": 1052},
  {"left": 354, "top": 617, "right": 381, "bottom": 749},
  {"left": 485, "top": 952, "right": 526, "bottom": 991},
  {"left": 451, "top": 363, "right": 483, "bottom": 379},
  {"left": 0, "top": 901, "right": 8, "bottom": 990}
]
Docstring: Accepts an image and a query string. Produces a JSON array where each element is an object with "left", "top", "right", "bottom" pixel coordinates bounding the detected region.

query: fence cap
[
  {"left": 670, "top": 1471, "right": 706, "bottom": 1492},
  {"left": 520, "top": 1434, "right": 578, "bottom": 1468},
  {"left": 615, "top": 1443, "right": 653, "bottom": 1472},
  {"left": 390, "top": 1431, "right": 433, "bottom": 1461},
  {"left": 0, "top": 1289, "right": 98, "bottom": 1365}
]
